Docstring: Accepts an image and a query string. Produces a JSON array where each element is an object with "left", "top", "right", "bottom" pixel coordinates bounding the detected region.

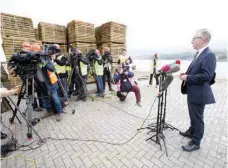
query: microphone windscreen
[
  {"left": 176, "top": 60, "right": 181, "bottom": 65},
  {"left": 161, "top": 64, "right": 171, "bottom": 73},
  {"left": 161, "top": 75, "right": 174, "bottom": 90}
]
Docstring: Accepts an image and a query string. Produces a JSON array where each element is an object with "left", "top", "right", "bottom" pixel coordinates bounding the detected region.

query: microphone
[
  {"left": 159, "top": 60, "right": 181, "bottom": 73},
  {"left": 161, "top": 75, "right": 174, "bottom": 91},
  {"left": 167, "top": 64, "right": 180, "bottom": 74}
]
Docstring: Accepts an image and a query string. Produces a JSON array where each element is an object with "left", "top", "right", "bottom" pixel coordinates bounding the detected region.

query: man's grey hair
[{"left": 196, "top": 29, "right": 211, "bottom": 43}]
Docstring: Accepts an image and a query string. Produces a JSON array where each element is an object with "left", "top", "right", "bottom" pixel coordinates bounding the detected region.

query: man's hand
[
  {"left": 180, "top": 72, "right": 186, "bottom": 76},
  {"left": 179, "top": 74, "right": 187, "bottom": 81}
]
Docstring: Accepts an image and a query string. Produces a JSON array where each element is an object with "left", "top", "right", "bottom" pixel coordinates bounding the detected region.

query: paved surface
[{"left": 1, "top": 73, "right": 227, "bottom": 168}]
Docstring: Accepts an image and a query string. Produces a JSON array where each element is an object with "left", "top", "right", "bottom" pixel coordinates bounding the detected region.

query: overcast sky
[{"left": 0, "top": 0, "right": 227, "bottom": 56}]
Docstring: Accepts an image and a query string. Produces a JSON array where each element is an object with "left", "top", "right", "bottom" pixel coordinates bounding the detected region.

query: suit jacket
[{"left": 181, "top": 47, "right": 216, "bottom": 104}]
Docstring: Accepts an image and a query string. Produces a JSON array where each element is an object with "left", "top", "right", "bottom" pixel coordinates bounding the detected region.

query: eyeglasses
[{"left": 193, "top": 36, "right": 203, "bottom": 40}]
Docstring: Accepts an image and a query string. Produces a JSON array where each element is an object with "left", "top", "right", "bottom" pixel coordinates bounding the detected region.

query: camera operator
[
  {"left": 36, "top": 44, "right": 64, "bottom": 121},
  {"left": 52, "top": 44, "right": 69, "bottom": 99},
  {"left": 94, "top": 49, "right": 104, "bottom": 97},
  {"left": 148, "top": 53, "right": 159, "bottom": 87},
  {"left": 113, "top": 65, "right": 142, "bottom": 107},
  {"left": 8, "top": 42, "right": 43, "bottom": 111},
  {"left": 69, "top": 48, "right": 89, "bottom": 101},
  {"left": 102, "top": 47, "right": 114, "bottom": 92}
]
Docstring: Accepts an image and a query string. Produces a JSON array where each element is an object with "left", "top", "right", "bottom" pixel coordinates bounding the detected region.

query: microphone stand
[{"left": 138, "top": 73, "right": 178, "bottom": 157}]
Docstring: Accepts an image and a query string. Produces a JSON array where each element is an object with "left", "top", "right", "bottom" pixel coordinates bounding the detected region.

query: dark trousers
[
  {"left": 188, "top": 100, "right": 205, "bottom": 146},
  {"left": 149, "top": 71, "right": 159, "bottom": 85},
  {"left": 78, "top": 75, "right": 88, "bottom": 99},
  {"left": 103, "top": 68, "right": 112, "bottom": 89}
]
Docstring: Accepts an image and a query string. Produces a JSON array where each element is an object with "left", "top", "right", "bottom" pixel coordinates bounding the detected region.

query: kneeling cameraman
[{"left": 113, "top": 64, "right": 142, "bottom": 107}]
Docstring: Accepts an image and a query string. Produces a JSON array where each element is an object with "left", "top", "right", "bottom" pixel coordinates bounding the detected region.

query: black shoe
[
  {"left": 1, "top": 132, "right": 7, "bottom": 139},
  {"left": 76, "top": 97, "right": 81, "bottom": 101},
  {"left": 182, "top": 143, "right": 200, "bottom": 152},
  {"left": 179, "top": 130, "right": 194, "bottom": 138}
]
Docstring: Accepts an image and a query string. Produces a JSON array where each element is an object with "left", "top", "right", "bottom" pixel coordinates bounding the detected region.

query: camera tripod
[
  {"left": 138, "top": 74, "right": 178, "bottom": 156},
  {"left": 8, "top": 66, "right": 43, "bottom": 140}
]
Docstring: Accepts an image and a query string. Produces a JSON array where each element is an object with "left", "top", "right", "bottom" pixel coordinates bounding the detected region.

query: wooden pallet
[
  {"left": 67, "top": 20, "right": 96, "bottom": 43},
  {"left": 1, "top": 12, "right": 35, "bottom": 39},
  {"left": 97, "top": 43, "right": 126, "bottom": 63},
  {"left": 2, "top": 37, "right": 42, "bottom": 60},
  {"left": 70, "top": 42, "right": 96, "bottom": 55},
  {"left": 34, "top": 28, "right": 39, "bottom": 40},
  {"left": 96, "top": 22, "right": 126, "bottom": 44},
  {"left": 38, "top": 22, "right": 66, "bottom": 43}
]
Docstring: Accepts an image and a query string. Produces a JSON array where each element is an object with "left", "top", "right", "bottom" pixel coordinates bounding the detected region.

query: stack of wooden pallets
[
  {"left": 1, "top": 13, "right": 39, "bottom": 88},
  {"left": 38, "top": 22, "right": 66, "bottom": 44},
  {"left": 95, "top": 22, "right": 127, "bottom": 73},
  {"left": 67, "top": 20, "right": 96, "bottom": 83},
  {"left": 1, "top": 13, "right": 35, "bottom": 39}
]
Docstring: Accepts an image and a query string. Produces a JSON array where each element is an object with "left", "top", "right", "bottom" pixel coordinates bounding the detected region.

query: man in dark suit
[{"left": 179, "top": 29, "right": 216, "bottom": 152}]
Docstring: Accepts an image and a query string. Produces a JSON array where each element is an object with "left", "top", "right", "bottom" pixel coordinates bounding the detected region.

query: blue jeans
[
  {"left": 96, "top": 76, "right": 103, "bottom": 94},
  {"left": 42, "top": 89, "right": 63, "bottom": 113}
]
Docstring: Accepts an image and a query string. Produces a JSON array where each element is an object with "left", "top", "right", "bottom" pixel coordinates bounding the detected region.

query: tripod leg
[
  {"left": 10, "top": 81, "right": 26, "bottom": 124},
  {"left": 7, "top": 96, "right": 43, "bottom": 142},
  {"left": 4, "top": 97, "right": 22, "bottom": 124}
]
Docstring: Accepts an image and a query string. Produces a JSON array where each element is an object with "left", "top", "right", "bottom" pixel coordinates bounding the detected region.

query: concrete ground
[{"left": 1, "top": 72, "right": 227, "bottom": 168}]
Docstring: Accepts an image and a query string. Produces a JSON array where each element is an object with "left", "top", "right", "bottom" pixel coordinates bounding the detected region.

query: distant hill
[{"left": 131, "top": 50, "right": 227, "bottom": 61}]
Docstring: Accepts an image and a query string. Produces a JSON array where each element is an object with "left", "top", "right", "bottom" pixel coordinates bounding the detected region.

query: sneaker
[
  {"left": 41, "top": 112, "right": 53, "bottom": 119},
  {"left": 136, "top": 101, "right": 142, "bottom": 107},
  {"left": 56, "top": 113, "right": 63, "bottom": 122},
  {"left": 147, "top": 84, "right": 152, "bottom": 87},
  {"left": 82, "top": 97, "right": 87, "bottom": 102},
  {"left": 1, "top": 132, "right": 7, "bottom": 139},
  {"left": 76, "top": 97, "right": 81, "bottom": 101}
]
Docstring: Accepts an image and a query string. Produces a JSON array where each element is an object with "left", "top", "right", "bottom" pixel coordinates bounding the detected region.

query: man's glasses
[{"left": 193, "top": 36, "right": 203, "bottom": 40}]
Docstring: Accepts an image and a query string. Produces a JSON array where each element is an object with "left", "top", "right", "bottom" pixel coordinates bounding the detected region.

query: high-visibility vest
[
  {"left": 95, "top": 57, "right": 103, "bottom": 76},
  {"left": 119, "top": 55, "right": 129, "bottom": 64},
  {"left": 54, "top": 55, "right": 67, "bottom": 74},
  {"left": 79, "top": 61, "right": 88, "bottom": 76}
]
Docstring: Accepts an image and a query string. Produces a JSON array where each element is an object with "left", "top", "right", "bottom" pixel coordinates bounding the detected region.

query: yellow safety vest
[
  {"left": 54, "top": 55, "right": 67, "bottom": 74},
  {"left": 119, "top": 55, "right": 129, "bottom": 64},
  {"left": 95, "top": 57, "right": 103, "bottom": 76},
  {"left": 79, "top": 61, "right": 88, "bottom": 76}
]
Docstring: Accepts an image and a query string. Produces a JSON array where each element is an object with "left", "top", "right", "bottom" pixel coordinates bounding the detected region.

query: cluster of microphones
[
  {"left": 159, "top": 60, "right": 181, "bottom": 75},
  {"left": 157, "top": 60, "right": 181, "bottom": 95}
]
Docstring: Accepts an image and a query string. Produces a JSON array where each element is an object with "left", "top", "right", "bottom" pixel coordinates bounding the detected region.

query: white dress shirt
[{"left": 196, "top": 45, "right": 208, "bottom": 59}]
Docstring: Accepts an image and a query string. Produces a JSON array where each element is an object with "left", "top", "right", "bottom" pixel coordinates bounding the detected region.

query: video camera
[
  {"left": 86, "top": 49, "right": 99, "bottom": 62},
  {"left": 8, "top": 51, "right": 48, "bottom": 76}
]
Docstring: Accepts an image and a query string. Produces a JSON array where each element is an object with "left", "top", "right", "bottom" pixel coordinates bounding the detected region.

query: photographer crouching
[
  {"left": 113, "top": 64, "right": 142, "bottom": 107},
  {"left": 69, "top": 48, "right": 89, "bottom": 101}
]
